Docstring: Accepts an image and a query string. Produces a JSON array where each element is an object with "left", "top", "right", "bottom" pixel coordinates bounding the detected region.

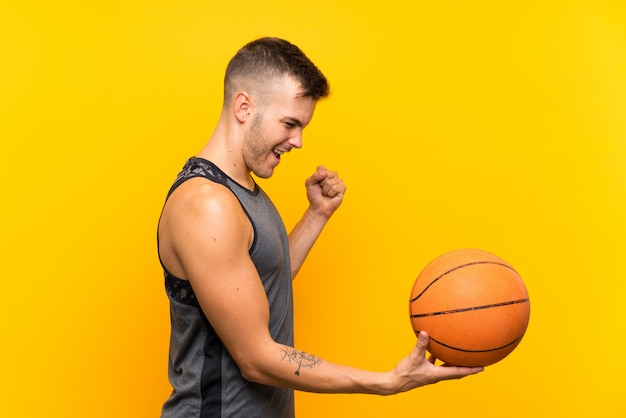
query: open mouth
[{"left": 273, "top": 149, "right": 284, "bottom": 161}]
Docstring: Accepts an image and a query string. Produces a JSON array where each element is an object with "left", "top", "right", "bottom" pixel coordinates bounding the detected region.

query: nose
[{"left": 288, "top": 129, "right": 303, "bottom": 149}]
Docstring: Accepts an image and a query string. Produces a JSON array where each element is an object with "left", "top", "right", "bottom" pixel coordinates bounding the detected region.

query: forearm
[
  {"left": 241, "top": 342, "right": 395, "bottom": 395},
  {"left": 288, "top": 207, "right": 331, "bottom": 279},
  {"left": 233, "top": 332, "right": 482, "bottom": 397}
]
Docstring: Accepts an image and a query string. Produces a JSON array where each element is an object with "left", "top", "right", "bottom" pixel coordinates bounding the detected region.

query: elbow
[
  {"left": 236, "top": 357, "right": 269, "bottom": 385},
  {"left": 229, "top": 340, "right": 279, "bottom": 385}
]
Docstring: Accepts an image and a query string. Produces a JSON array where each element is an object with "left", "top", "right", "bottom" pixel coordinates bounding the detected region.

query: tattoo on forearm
[{"left": 280, "top": 348, "right": 323, "bottom": 376}]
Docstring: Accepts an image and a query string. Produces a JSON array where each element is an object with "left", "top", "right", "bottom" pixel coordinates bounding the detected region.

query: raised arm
[
  {"left": 159, "top": 177, "right": 482, "bottom": 397},
  {"left": 288, "top": 165, "right": 346, "bottom": 279}
]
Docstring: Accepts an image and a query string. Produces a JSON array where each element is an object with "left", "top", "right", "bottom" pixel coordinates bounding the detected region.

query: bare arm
[
  {"left": 265, "top": 330, "right": 482, "bottom": 395},
  {"left": 288, "top": 165, "right": 346, "bottom": 279},
  {"left": 159, "top": 178, "right": 482, "bottom": 396}
]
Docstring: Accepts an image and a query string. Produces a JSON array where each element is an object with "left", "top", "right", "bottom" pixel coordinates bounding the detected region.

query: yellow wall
[{"left": 2, "top": 1, "right": 625, "bottom": 417}]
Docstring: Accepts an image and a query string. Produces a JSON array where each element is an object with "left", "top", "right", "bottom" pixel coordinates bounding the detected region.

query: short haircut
[{"left": 224, "top": 37, "right": 330, "bottom": 105}]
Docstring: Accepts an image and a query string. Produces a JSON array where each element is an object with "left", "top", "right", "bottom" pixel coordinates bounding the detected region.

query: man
[{"left": 157, "top": 37, "right": 483, "bottom": 418}]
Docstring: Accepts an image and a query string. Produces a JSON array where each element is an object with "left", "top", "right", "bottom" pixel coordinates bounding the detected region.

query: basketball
[{"left": 409, "top": 248, "right": 530, "bottom": 367}]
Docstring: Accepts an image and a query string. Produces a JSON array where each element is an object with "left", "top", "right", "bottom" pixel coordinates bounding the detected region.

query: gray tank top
[{"left": 159, "top": 157, "right": 295, "bottom": 418}]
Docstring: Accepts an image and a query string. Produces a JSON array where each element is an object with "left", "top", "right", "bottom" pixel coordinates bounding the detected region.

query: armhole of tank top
[{"left": 238, "top": 203, "right": 258, "bottom": 257}]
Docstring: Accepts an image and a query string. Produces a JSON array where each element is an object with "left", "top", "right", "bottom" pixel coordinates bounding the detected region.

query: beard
[{"left": 242, "top": 112, "right": 276, "bottom": 179}]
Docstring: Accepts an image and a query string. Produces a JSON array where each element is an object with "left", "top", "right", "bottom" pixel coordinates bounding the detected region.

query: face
[{"left": 242, "top": 77, "right": 317, "bottom": 179}]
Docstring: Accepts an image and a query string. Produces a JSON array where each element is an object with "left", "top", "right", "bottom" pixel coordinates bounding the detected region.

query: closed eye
[{"left": 282, "top": 117, "right": 303, "bottom": 129}]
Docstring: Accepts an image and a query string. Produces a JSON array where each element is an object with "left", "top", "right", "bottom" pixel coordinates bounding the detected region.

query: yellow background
[{"left": 2, "top": 0, "right": 625, "bottom": 417}]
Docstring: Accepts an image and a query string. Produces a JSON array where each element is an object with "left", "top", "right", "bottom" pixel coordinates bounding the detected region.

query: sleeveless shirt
[{"left": 159, "top": 157, "right": 295, "bottom": 418}]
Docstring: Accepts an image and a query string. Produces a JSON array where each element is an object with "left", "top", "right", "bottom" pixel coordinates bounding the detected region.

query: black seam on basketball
[
  {"left": 409, "top": 261, "right": 517, "bottom": 303},
  {"left": 428, "top": 333, "right": 524, "bottom": 353},
  {"left": 410, "top": 298, "right": 530, "bottom": 318}
]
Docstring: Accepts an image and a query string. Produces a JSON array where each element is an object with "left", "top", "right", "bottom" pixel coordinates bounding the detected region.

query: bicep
[{"left": 171, "top": 189, "right": 275, "bottom": 363}]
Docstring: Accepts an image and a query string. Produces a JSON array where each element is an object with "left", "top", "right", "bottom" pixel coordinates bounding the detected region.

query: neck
[{"left": 197, "top": 123, "right": 255, "bottom": 191}]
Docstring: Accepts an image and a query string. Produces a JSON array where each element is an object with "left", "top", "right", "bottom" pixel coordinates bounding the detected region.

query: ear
[{"left": 233, "top": 91, "right": 253, "bottom": 123}]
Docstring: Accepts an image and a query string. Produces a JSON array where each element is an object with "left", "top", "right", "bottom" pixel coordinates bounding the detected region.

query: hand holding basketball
[{"left": 387, "top": 330, "right": 483, "bottom": 394}]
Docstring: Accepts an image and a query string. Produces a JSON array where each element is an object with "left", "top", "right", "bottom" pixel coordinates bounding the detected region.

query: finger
[
  {"left": 321, "top": 177, "right": 339, "bottom": 196},
  {"left": 437, "top": 365, "right": 484, "bottom": 380},
  {"left": 320, "top": 174, "right": 342, "bottom": 193},
  {"left": 306, "top": 167, "right": 328, "bottom": 187},
  {"left": 318, "top": 169, "right": 336, "bottom": 186},
  {"left": 414, "top": 330, "right": 430, "bottom": 358}
]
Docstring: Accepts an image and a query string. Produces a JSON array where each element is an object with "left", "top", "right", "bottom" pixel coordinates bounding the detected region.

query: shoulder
[
  {"left": 160, "top": 177, "right": 252, "bottom": 248},
  {"left": 171, "top": 177, "right": 241, "bottom": 216}
]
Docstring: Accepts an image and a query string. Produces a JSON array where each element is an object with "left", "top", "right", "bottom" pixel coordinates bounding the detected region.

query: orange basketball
[{"left": 409, "top": 248, "right": 530, "bottom": 367}]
